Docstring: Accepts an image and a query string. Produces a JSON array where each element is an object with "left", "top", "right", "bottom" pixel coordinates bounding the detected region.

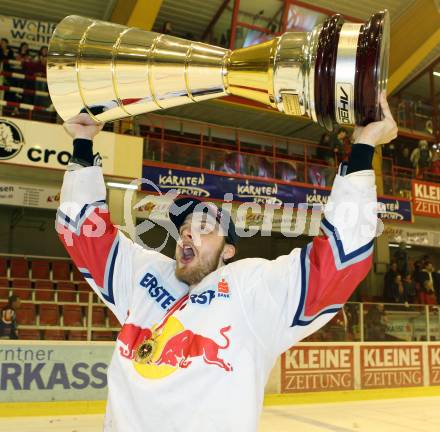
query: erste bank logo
[{"left": 217, "top": 278, "right": 230, "bottom": 298}]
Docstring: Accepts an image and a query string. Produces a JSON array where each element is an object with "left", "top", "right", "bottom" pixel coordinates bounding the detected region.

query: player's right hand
[
  {"left": 352, "top": 91, "right": 398, "bottom": 147},
  {"left": 63, "top": 113, "right": 104, "bottom": 141}
]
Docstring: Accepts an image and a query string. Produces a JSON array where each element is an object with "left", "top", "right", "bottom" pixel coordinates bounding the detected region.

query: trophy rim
[
  {"left": 47, "top": 15, "right": 93, "bottom": 122},
  {"left": 354, "top": 10, "right": 390, "bottom": 126}
]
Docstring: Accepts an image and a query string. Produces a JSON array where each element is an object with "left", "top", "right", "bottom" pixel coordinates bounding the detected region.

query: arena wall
[{"left": 1, "top": 340, "right": 439, "bottom": 413}]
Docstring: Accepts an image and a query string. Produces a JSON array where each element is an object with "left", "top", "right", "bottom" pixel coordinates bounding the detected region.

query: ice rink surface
[{"left": 1, "top": 396, "right": 439, "bottom": 432}]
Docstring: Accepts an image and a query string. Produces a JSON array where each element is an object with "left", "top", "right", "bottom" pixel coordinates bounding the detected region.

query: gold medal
[
  {"left": 134, "top": 336, "right": 157, "bottom": 364},
  {"left": 132, "top": 295, "right": 189, "bottom": 365}
]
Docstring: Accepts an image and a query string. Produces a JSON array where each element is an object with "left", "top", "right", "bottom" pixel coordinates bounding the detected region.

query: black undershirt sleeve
[
  {"left": 71, "top": 138, "right": 94, "bottom": 166},
  {"left": 345, "top": 143, "right": 375, "bottom": 174}
]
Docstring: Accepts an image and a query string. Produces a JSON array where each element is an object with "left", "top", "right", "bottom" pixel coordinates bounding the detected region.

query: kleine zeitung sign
[
  {"left": 360, "top": 345, "right": 423, "bottom": 389},
  {"left": 429, "top": 346, "right": 440, "bottom": 385},
  {"left": 282, "top": 346, "right": 354, "bottom": 392},
  {"left": 412, "top": 180, "right": 440, "bottom": 217}
]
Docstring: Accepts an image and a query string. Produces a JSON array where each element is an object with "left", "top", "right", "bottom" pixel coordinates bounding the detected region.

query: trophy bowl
[{"left": 47, "top": 10, "right": 389, "bottom": 131}]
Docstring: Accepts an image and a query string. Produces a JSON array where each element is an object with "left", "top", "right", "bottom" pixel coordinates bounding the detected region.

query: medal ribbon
[{"left": 154, "top": 293, "right": 189, "bottom": 333}]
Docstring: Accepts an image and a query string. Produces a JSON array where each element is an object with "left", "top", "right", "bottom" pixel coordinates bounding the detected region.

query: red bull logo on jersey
[
  {"left": 156, "top": 326, "right": 233, "bottom": 371},
  {"left": 117, "top": 319, "right": 233, "bottom": 379},
  {"left": 117, "top": 323, "right": 153, "bottom": 360}
]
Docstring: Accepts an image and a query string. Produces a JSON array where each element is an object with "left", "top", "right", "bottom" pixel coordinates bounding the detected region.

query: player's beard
[{"left": 175, "top": 244, "right": 224, "bottom": 286}]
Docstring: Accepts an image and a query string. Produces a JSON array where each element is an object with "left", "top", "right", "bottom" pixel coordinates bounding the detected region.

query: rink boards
[{"left": 0, "top": 340, "right": 440, "bottom": 416}]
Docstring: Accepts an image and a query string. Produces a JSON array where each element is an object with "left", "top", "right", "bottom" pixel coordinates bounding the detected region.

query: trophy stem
[{"left": 224, "top": 39, "right": 278, "bottom": 107}]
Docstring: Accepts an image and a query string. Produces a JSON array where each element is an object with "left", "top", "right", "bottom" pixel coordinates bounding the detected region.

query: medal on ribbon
[
  {"left": 134, "top": 332, "right": 158, "bottom": 364},
  {"left": 133, "top": 295, "right": 188, "bottom": 365}
]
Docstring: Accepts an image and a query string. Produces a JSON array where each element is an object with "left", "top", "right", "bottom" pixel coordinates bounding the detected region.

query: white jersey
[{"left": 57, "top": 165, "right": 376, "bottom": 432}]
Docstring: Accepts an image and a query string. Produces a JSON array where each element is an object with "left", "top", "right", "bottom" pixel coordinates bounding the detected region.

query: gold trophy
[{"left": 47, "top": 12, "right": 389, "bottom": 131}]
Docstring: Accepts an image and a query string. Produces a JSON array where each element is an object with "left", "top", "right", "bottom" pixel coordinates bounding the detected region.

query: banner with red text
[
  {"left": 412, "top": 180, "right": 440, "bottom": 218},
  {"left": 360, "top": 345, "right": 423, "bottom": 389},
  {"left": 429, "top": 346, "right": 440, "bottom": 386},
  {"left": 281, "top": 345, "right": 354, "bottom": 393},
  {"left": 281, "top": 343, "right": 440, "bottom": 393}
]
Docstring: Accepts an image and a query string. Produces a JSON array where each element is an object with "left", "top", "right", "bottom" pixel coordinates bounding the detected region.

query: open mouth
[{"left": 180, "top": 244, "right": 196, "bottom": 264}]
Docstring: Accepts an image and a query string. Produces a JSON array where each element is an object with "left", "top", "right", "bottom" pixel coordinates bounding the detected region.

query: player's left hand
[
  {"left": 352, "top": 91, "right": 398, "bottom": 147},
  {"left": 63, "top": 113, "right": 104, "bottom": 141}
]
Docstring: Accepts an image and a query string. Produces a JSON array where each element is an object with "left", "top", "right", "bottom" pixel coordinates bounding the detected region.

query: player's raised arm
[
  {"left": 235, "top": 93, "right": 398, "bottom": 356},
  {"left": 56, "top": 114, "right": 145, "bottom": 324}
]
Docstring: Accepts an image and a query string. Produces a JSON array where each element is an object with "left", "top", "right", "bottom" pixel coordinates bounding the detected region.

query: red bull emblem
[
  {"left": 117, "top": 323, "right": 153, "bottom": 360},
  {"left": 156, "top": 326, "right": 233, "bottom": 371}
]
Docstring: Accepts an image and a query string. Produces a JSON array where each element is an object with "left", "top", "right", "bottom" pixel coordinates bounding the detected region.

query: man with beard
[{"left": 56, "top": 93, "right": 397, "bottom": 432}]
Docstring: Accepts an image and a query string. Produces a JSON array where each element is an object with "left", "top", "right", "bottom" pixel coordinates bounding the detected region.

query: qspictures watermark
[{"left": 56, "top": 178, "right": 384, "bottom": 252}]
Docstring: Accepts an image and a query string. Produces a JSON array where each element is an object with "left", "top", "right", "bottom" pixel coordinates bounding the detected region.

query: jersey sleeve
[
  {"left": 56, "top": 166, "right": 153, "bottom": 324},
  {"left": 234, "top": 168, "right": 377, "bottom": 357}
]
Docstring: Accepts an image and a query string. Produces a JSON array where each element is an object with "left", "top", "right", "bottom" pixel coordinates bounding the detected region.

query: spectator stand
[
  {"left": 305, "top": 301, "right": 440, "bottom": 343},
  {"left": 137, "top": 113, "right": 440, "bottom": 196},
  {"left": 0, "top": 58, "right": 55, "bottom": 122},
  {"left": 139, "top": 114, "right": 343, "bottom": 188},
  {"left": 0, "top": 253, "right": 121, "bottom": 341}
]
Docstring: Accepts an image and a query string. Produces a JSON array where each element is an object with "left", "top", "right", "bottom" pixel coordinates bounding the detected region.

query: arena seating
[
  {"left": 0, "top": 255, "right": 122, "bottom": 341},
  {"left": 52, "top": 260, "right": 71, "bottom": 280},
  {"left": 108, "top": 310, "right": 120, "bottom": 328},
  {"left": 10, "top": 257, "right": 29, "bottom": 278},
  {"left": 16, "top": 304, "right": 37, "bottom": 325},
  {"left": 12, "top": 279, "right": 32, "bottom": 300},
  {"left": 92, "top": 306, "right": 107, "bottom": 327},
  {"left": 77, "top": 282, "right": 90, "bottom": 302},
  {"left": 34, "top": 280, "right": 55, "bottom": 301},
  {"left": 57, "top": 281, "right": 77, "bottom": 302},
  {"left": 18, "top": 329, "right": 41, "bottom": 340},
  {"left": 67, "top": 330, "right": 87, "bottom": 341},
  {"left": 39, "top": 304, "right": 60, "bottom": 326},
  {"left": 30, "top": 259, "right": 50, "bottom": 279},
  {"left": 72, "top": 266, "right": 84, "bottom": 281},
  {"left": 63, "top": 305, "right": 83, "bottom": 326},
  {"left": 44, "top": 329, "right": 65, "bottom": 340},
  {"left": 0, "top": 278, "right": 9, "bottom": 299},
  {"left": 1, "top": 55, "right": 438, "bottom": 195},
  {"left": 92, "top": 331, "right": 114, "bottom": 341}
]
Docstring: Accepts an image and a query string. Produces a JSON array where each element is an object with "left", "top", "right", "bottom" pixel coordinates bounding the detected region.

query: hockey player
[{"left": 56, "top": 93, "right": 397, "bottom": 431}]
